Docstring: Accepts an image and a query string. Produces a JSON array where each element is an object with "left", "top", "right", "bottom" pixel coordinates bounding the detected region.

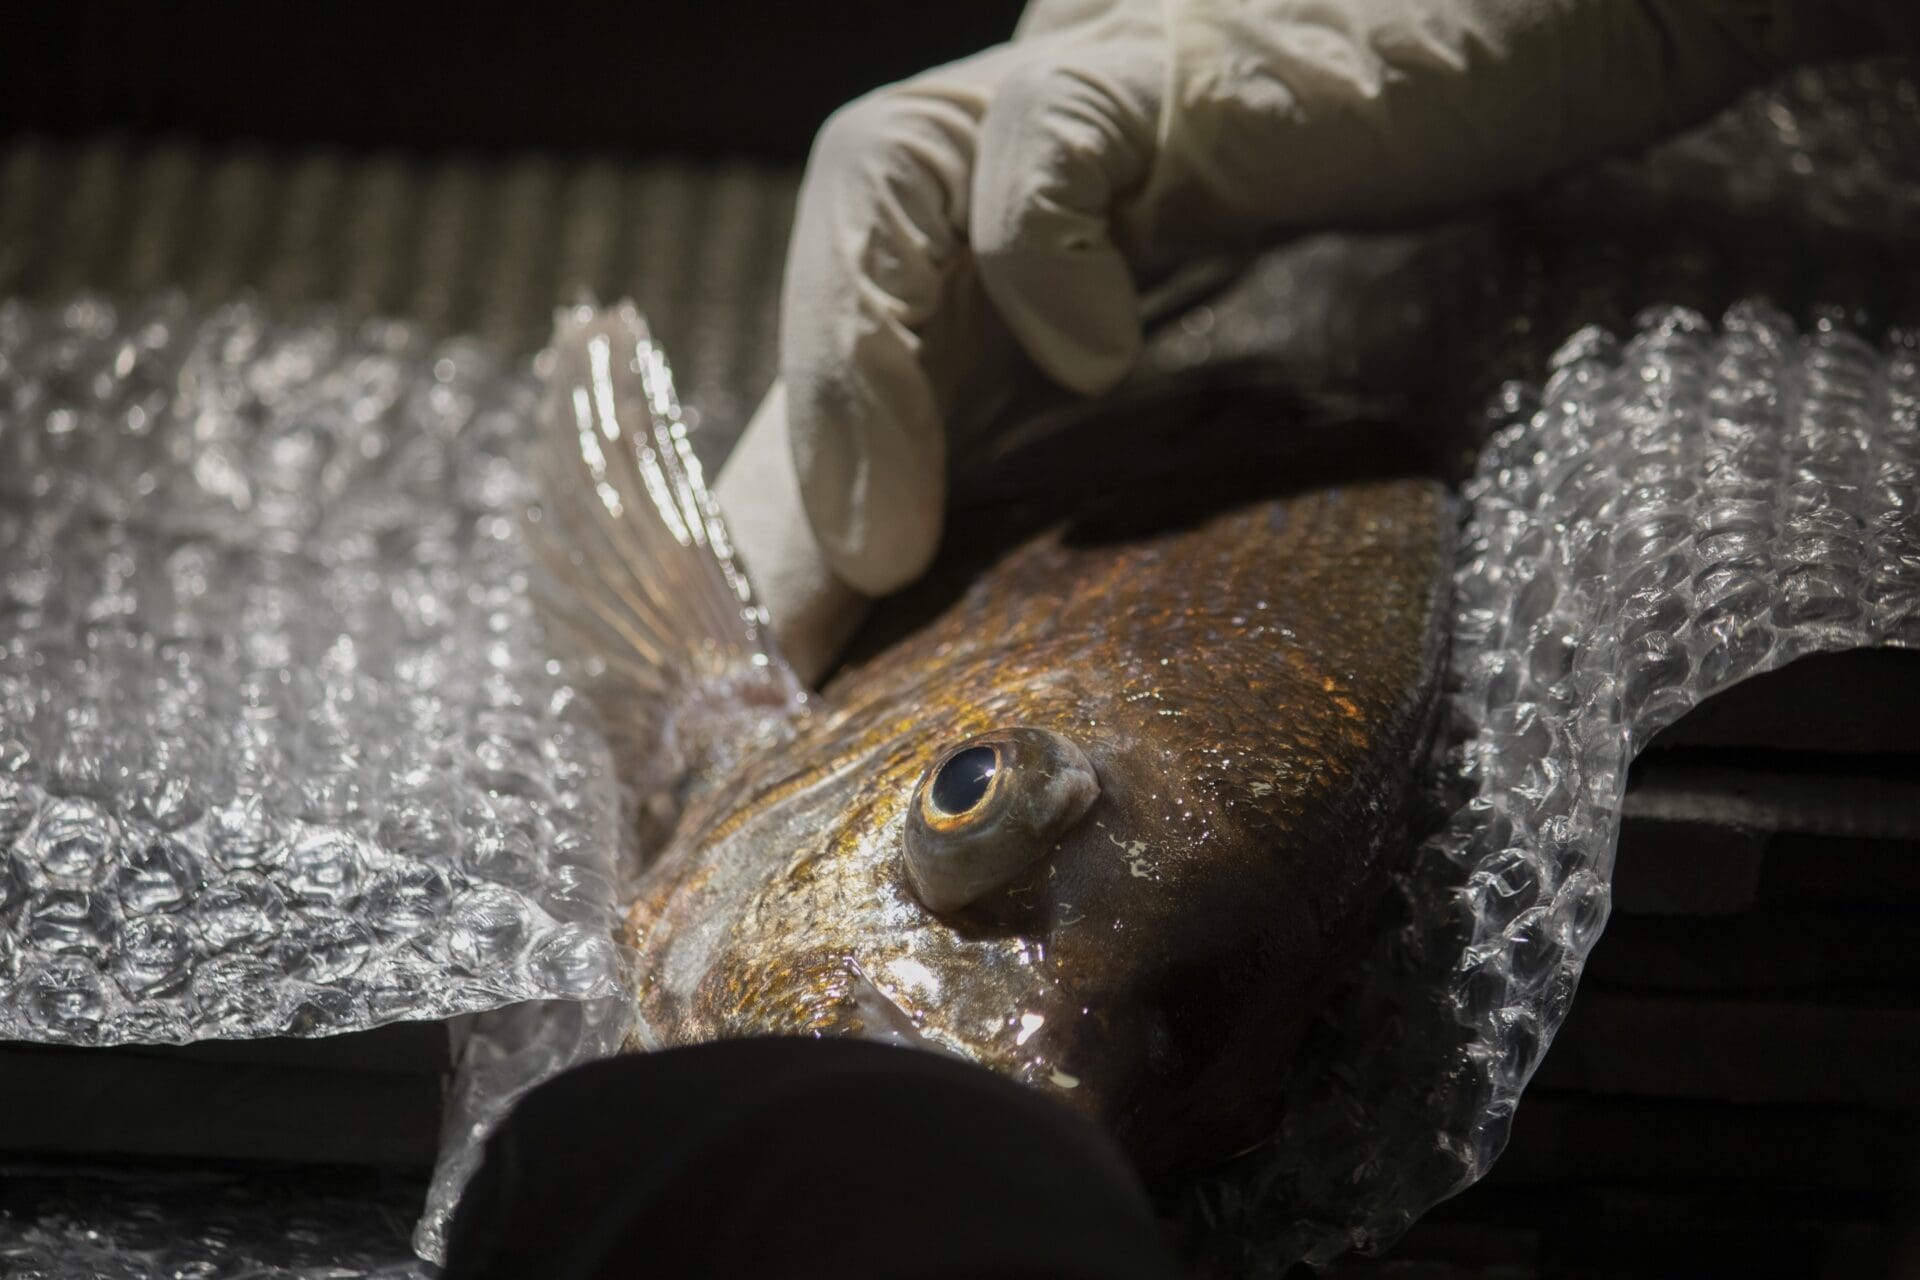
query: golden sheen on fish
[{"left": 527, "top": 304, "right": 1451, "bottom": 1175}]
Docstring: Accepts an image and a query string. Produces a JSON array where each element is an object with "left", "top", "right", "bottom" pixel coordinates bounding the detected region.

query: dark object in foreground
[
  {"left": 444, "top": 1037, "right": 1184, "bottom": 1280},
  {"left": 0, "top": 1022, "right": 451, "bottom": 1168}
]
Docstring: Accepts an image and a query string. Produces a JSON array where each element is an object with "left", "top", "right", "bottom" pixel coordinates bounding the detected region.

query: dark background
[
  {"left": 5, "top": 3, "right": 1028, "bottom": 160},
  {"left": 0, "top": 2, "right": 1031, "bottom": 451}
]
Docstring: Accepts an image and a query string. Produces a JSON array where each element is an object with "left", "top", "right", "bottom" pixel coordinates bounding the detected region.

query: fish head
[{"left": 629, "top": 394, "right": 1451, "bottom": 1173}]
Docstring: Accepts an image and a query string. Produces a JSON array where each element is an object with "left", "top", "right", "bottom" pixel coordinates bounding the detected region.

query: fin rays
[{"left": 526, "top": 302, "right": 803, "bottom": 812}]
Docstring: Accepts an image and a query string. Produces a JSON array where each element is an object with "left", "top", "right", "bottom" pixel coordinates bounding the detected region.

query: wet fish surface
[{"left": 529, "top": 305, "right": 1453, "bottom": 1176}]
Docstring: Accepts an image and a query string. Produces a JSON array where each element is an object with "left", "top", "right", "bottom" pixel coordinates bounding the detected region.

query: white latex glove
[
  {"left": 715, "top": 385, "right": 870, "bottom": 684},
  {"left": 722, "top": 0, "right": 1899, "bottom": 679}
]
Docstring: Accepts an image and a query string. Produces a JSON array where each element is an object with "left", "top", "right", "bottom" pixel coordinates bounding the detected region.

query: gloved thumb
[
  {"left": 971, "top": 29, "right": 1161, "bottom": 397},
  {"left": 716, "top": 383, "right": 871, "bottom": 684}
]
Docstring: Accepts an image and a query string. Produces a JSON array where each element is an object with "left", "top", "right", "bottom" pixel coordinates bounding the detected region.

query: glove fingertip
[
  {"left": 813, "top": 465, "right": 947, "bottom": 599},
  {"left": 783, "top": 380, "right": 949, "bottom": 600},
  {"left": 718, "top": 385, "right": 875, "bottom": 682}
]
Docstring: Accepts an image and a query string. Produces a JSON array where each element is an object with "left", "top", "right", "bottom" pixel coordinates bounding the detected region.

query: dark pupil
[{"left": 931, "top": 746, "right": 998, "bottom": 815}]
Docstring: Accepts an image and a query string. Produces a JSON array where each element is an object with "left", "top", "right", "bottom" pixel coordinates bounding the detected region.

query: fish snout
[{"left": 902, "top": 727, "right": 1099, "bottom": 914}]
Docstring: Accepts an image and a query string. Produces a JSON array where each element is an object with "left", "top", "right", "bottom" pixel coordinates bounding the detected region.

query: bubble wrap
[
  {"left": 0, "top": 1164, "right": 428, "bottom": 1280},
  {"left": 1186, "top": 303, "right": 1920, "bottom": 1274},
  {"left": 0, "top": 293, "right": 636, "bottom": 1264},
  {"left": 1445, "top": 303, "right": 1919, "bottom": 1143}
]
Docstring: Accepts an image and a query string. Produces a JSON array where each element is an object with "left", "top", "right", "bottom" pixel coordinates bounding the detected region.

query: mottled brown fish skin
[{"left": 625, "top": 460, "right": 1451, "bottom": 1175}]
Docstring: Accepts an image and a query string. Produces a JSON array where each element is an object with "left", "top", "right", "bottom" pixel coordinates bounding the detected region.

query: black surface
[
  {"left": 4, "top": 3, "right": 1028, "bottom": 161},
  {"left": 0, "top": 1039, "right": 446, "bottom": 1168},
  {"left": 129, "top": 1018, "right": 456, "bottom": 1073},
  {"left": 1615, "top": 746, "right": 1920, "bottom": 916},
  {"left": 1646, "top": 650, "right": 1920, "bottom": 755}
]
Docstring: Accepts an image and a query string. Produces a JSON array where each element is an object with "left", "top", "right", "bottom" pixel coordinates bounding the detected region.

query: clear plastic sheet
[
  {"left": 0, "top": 1163, "right": 429, "bottom": 1280},
  {"left": 1186, "top": 304, "right": 1920, "bottom": 1274},
  {"left": 0, "top": 294, "right": 630, "bottom": 1044},
  {"left": 411, "top": 994, "right": 635, "bottom": 1261},
  {"left": 0, "top": 295, "right": 635, "bottom": 1266},
  {"left": 1448, "top": 301, "right": 1918, "bottom": 1148}
]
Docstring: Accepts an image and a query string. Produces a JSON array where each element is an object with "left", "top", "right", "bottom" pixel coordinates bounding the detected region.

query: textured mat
[{"left": 0, "top": 143, "right": 797, "bottom": 466}]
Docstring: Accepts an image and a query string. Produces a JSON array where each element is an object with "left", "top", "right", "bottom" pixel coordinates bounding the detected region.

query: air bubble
[
  {"left": 23, "top": 955, "right": 109, "bottom": 1040},
  {"left": 448, "top": 886, "right": 532, "bottom": 973},
  {"left": 30, "top": 797, "right": 121, "bottom": 885},
  {"left": 117, "top": 834, "right": 205, "bottom": 914}
]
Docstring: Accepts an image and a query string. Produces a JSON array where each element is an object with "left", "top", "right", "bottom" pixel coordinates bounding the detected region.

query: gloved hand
[
  {"left": 716, "top": 385, "right": 872, "bottom": 684},
  {"left": 721, "top": 0, "right": 1897, "bottom": 682}
]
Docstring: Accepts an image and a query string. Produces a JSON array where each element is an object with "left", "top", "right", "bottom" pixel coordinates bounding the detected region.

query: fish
[{"left": 525, "top": 303, "right": 1453, "bottom": 1176}]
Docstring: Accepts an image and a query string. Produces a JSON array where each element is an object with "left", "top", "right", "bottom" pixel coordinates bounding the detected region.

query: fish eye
[
  {"left": 904, "top": 727, "right": 1099, "bottom": 914},
  {"left": 930, "top": 745, "right": 998, "bottom": 815}
]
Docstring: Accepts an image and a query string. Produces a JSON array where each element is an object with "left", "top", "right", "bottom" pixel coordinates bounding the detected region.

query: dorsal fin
[{"left": 525, "top": 302, "right": 806, "bottom": 837}]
